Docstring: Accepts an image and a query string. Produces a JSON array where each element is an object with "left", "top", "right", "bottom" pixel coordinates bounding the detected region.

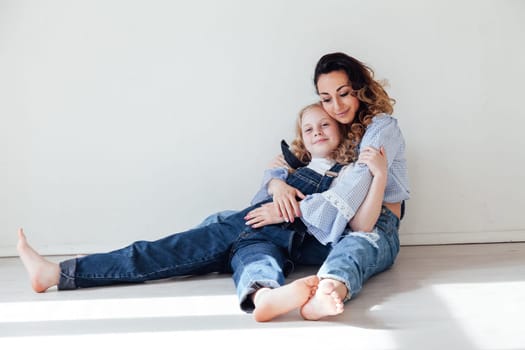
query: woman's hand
[
  {"left": 267, "top": 179, "right": 305, "bottom": 223},
  {"left": 246, "top": 179, "right": 305, "bottom": 225},
  {"left": 268, "top": 154, "right": 290, "bottom": 169},
  {"left": 358, "top": 146, "right": 387, "bottom": 178},
  {"left": 244, "top": 202, "right": 284, "bottom": 228}
]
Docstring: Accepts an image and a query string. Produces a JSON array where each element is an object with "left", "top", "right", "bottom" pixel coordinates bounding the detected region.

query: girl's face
[
  {"left": 301, "top": 106, "right": 341, "bottom": 159},
  {"left": 316, "top": 70, "right": 360, "bottom": 125}
]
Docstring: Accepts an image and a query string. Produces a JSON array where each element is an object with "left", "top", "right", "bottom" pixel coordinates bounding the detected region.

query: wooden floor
[{"left": 1, "top": 243, "right": 524, "bottom": 350}]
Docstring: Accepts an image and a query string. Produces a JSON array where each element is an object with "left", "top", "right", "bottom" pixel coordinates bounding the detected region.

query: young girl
[{"left": 17, "top": 102, "right": 387, "bottom": 322}]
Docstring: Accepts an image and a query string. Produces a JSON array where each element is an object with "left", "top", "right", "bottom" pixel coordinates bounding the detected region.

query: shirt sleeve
[
  {"left": 250, "top": 167, "right": 289, "bottom": 205},
  {"left": 299, "top": 114, "right": 405, "bottom": 244}
]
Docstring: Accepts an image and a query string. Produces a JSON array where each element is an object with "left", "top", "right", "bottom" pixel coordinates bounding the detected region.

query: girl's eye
[
  {"left": 322, "top": 123, "right": 329, "bottom": 127},
  {"left": 321, "top": 99, "right": 331, "bottom": 103},
  {"left": 340, "top": 92, "right": 349, "bottom": 97},
  {"left": 305, "top": 128, "right": 312, "bottom": 133}
]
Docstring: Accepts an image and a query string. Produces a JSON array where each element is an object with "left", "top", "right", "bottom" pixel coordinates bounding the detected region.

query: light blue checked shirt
[{"left": 253, "top": 114, "right": 410, "bottom": 245}]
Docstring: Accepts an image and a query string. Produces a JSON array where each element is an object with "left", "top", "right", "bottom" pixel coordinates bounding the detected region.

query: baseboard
[
  {"left": 3, "top": 230, "right": 524, "bottom": 257},
  {"left": 400, "top": 229, "right": 525, "bottom": 246}
]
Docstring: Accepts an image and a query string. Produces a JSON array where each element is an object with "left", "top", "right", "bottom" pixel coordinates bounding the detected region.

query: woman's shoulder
[
  {"left": 368, "top": 113, "right": 400, "bottom": 130},
  {"left": 371, "top": 113, "right": 396, "bottom": 122},
  {"left": 362, "top": 113, "right": 405, "bottom": 145}
]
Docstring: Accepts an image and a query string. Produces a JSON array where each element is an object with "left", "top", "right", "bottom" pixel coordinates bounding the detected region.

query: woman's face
[{"left": 316, "top": 70, "right": 360, "bottom": 125}]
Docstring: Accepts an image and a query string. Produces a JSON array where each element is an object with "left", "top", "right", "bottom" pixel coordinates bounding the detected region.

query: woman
[{"left": 212, "top": 52, "right": 410, "bottom": 321}]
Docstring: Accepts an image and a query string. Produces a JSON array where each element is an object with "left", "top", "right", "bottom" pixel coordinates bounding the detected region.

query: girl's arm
[{"left": 349, "top": 146, "right": 387, "bottom": 232}]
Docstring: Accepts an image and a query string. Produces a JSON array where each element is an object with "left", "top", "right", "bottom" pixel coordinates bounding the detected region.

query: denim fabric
[
  {"left": 58, "top": 206, "right": 254, "bottom": 289},
  {"left": 227, "top": 165, "right": 343, "bottom": 311},
  {"left": 200, "top": 205, "right": 400, "bottom": 309},
  {"left": 317, "top": 206, "right": 400, "bottom": 301},
  {"left": 57, "top": 163, "right": 345, "bottom": 313},
  {"left": 196, "top": 210, "right": 239, "bottom": 228}
]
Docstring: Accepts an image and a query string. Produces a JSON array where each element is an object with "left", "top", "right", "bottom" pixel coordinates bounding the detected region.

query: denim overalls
[
  {"left": 229, "top": 163, "right": 344, "bottom": 310},
  {"left": 57, "top": 165, "right": 341, "bottom": 292},
  {"left": 200, "top": 188, "right": 401, "bottom": 309},
  {"left": 58, "top": 162, "right": 400, "bottom": 313}
]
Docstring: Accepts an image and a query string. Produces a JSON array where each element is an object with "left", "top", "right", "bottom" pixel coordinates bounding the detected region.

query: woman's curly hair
[
  {"left": 314, "top": 52, "right": 396, "bottom": 162},
  {"left": 290, "top": 103, "right": 354, "bottom": 165}
]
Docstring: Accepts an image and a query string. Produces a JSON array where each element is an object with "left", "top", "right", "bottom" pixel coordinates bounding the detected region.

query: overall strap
[
  {"left": 317, "top": 162, "right": 345, "bottom": 193},
  {"left": 285, "top": 162, "right": 345, "bottom": 196},
  {"left": 324, "top": 163, "right": 344, "bottom": 178}
]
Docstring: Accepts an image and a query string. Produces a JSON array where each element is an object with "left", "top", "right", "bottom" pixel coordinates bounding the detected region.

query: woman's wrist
[
  {"left": 267, "top": 179, "right": 283, "bottom": 196},
  {"left": 373, "top": 173, "right": 387, "bottom": 182},
  {"left": 371, "top": 173, "right": 387, "bottom": 192}
]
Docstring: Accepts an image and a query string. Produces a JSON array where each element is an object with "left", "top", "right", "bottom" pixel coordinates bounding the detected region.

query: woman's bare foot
[
  {"left": 300, "top": 278, "right": 345, "bottom": 320},
  {"left": 252, "top": 275, "right": 319, "bottom": 322},
  {"left": 17, "top": 228, "right": 60, "bottom": 292}
]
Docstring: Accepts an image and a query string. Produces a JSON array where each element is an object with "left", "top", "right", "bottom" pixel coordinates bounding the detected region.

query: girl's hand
[
  {"left": 358, "top": 146, "right": 387, "bottom": 178},
  {"left": 268, "top": 154, "right": 290, "bottom": 169},
  {"left": 244, "top": 202, "right": 284, "bottom": 228}
]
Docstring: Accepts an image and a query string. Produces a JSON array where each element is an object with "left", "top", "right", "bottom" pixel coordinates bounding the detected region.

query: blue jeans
[
  {"left": 58, "top": 164, "right": 356, "bottom": 313},
  {"left": 195, "top": 206, "right": 400, "bottom": 309},
  {"left": 317, "top": 206, "right": 400, "bottom": 300},
  {"left": 59, "top": 204, "right": 399, "bottom": 312}
]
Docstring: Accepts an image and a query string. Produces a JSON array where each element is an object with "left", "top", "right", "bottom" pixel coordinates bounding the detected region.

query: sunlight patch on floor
[
  {"left": 0, "top": 294, "right": 243, "bottom": 322},
  {"left": 432, "top": 281, "right": 525, "bottom": 350},
  {"left": 0, "top": 326, "right": 398, "bottom": 350}
]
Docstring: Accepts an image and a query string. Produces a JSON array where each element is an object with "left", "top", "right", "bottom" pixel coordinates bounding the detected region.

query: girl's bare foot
[
  {"left": 17, "top": 228, "right": 60, "bottom": 292},
  {"left": 252, "top": 275, "right": 319, "bottom": 322},
  {"left": 300, "top": 278, "right": 345, "bottom": 320}
]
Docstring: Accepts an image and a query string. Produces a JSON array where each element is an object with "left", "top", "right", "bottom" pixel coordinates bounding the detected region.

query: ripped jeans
[
  {"left": 198, "top": 205, "right": 400, "bottom": 306},
  {"left": 316, "top": 206, "right": 400, "bottom": 300}
]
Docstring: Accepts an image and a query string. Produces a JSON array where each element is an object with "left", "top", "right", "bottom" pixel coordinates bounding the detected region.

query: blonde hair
[{"left": 290, "top": 102, "right": 354, "bottom": 165}]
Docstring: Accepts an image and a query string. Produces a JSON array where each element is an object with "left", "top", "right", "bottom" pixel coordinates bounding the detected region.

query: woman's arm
[
  {"left": 298, "top": 115, "right": 407, "bottom": 244},
  {"left": 249, "top": 167, "right": 288, "bottom": 206},
  {"left": 248, "top": 115, "right": 408, "bottom": 244},
  {"left": 349, "top": 146, "right": 387, "bottom": 232},
  {"left": 267, "top": 179, "right": 304, "bottom": 223},
  {"left": 246, "top": 147, "right": 387, "bottom": 230},
  {"left": 246, "top": 147, "right": 388, "bottom": 230},
  {"left": 245, "top": 154, "right": 304, "bottom": 227}
]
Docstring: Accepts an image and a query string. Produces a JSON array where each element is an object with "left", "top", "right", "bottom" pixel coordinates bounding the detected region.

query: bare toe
[
  {"left": 300, "top": 279, "right": 345, "bottom": 320},
  {"left": 253, "top": 275, "right": 319, "bottom": 322}
]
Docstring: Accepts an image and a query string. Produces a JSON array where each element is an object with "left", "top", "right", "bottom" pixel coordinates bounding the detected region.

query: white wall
[{"left": 2, "top": 0, "right": 524, "bottom": 256}]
